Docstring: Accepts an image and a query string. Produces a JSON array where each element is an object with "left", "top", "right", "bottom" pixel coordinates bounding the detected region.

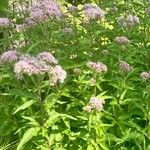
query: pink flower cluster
[
  {"left": 119, "top": 61, "right": 133, "bottom": 72},
  {"left": 0, "top": 50, "right": 66, "bottom": 85},
  {"left": 140, "top": 72, "right": 150, "bottom": 81},
  {"left": 67, "top": 6, "right": 78, "bottom": 13},
  {"left": 0, "top": 50, "right": 20, "bottom": 63},
  {"left": 28, "top": 0, "right": 62, "bottom": 22},
  {"left": 114, "top": 36, "right": 130, "bottom": 45},
  {"left": 83, "top": 4, "right": 105, "bottom": 22},
  {"left": 14, "top": 54, "right": 50, "bottom": 77},
  {"left": 0, "top": 18, "right": 10, "bottom": 27},
  {"left": 83, "top": 96, "right": 105, "bottom": 112},
  {"left": 87, "top": 61, "right": 107, "bottom": 73},
  {"left": 50, "top": 65, "right": 67, "bottom": 86},
  {"left": 14, "top": 52, "right": 66, "bottom": 85},
  {"left": 118, "top": 15, "right": 140, "bottom": 28},
  {"left": 126, "top": 15, "right": 140, "bottom": 26},
  {"left": 37, "top": 52, "right": 58, "bottom": 64}
]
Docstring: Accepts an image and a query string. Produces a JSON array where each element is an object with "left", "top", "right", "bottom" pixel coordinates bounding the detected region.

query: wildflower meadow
[{"left": 0, "top": 0, "right": 150, "bottom": 149}]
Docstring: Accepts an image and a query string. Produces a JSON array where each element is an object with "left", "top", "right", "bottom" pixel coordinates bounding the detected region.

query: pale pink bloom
[
  {"left": 140, "top": 72, "right": 150, "bottom": 80},
  {"left": 0, "top": 50, "right": 19, "bottom": 63},
  {"left": 87, "top": 61, "right": 107, "bottom": 73},
  {"left": 114, "top": 36, "right": 130, "bottom": 45},
  {"left": 0, "top": 18, "right": 10, "bottom": 26},
  {"left": 68, "top": 6, "right": 78, "bottom": 13},
  {"left": 29, "top": 0, "right": 62, "bottom": 22},
  {"left": 83, "top": 4, "right": 105, "bottom": 22},
  {"left": 50, "top": 65, "right": 67, "bottom": 86},
  {"left": 89, "top": 97, "right": 105, "bottom": 111},
  {"left": 126, "top": 15, "right": 140, "bottom": 27},
  {"left": 117, "top": 15, "right": 139, "bottom": 28},
  {"left": 14, "top": 60, "right": 38, "bottom": 76},
  {"left": 14, "top": 55, "right": 50, "bottom": 76},
  {"left": 119, "top": 61, "right": 133, "bottom": 72},
  {"left": 37, "top": 52, "right": 58, "bottom": 64}
]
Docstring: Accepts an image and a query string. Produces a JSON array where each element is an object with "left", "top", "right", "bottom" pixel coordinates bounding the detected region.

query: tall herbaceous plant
[{"left": 0, "top": 0, "right": 150, "bottom": 149}]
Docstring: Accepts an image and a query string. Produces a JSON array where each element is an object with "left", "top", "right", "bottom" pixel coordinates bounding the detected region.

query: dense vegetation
[{"left": 0, "top": 0, "right": 150, "bottom": 149}]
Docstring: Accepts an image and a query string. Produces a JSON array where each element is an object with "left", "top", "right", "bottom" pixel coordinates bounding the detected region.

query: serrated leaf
[
  {"left": 9, "top": 89, "right": 35, "bottom": 98},
  {"left": 44, "top": 93, "right": 57, "bottom": 109},
  {"left": 22, "top": 116, "right": 39, "bottom": 126},
  {"left": 45, "top": 111, "right": 60, "bottom": 128},
  {"left": 61, "top": 114, "right": 77, "bottom": 120},
  {"left": 13, "top": 100, "right": 36, "bottom": 114},
  {"left": 76, "top": 116, "right": 88, "bottom": 120},
  {"left": 17, "top": 127, "right": 40, "bottom": 150}
]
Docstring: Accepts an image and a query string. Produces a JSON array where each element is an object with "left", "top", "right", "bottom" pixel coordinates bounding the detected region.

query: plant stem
[{"left": 37, "top": 75, "right": 44, "bottom": 125}]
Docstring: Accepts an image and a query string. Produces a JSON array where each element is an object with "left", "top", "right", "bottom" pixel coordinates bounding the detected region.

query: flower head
[
  {"left": 29, "top": 0, "right": 62, "bottom": 22},
  {"left": 126, "top": 15, "right": 140, "bottom": 27},
  {"left": 50, "top": 65, "right": 67, "bottom": 86},
  {"left": 119, "top": 61, "right": 133, "bottom": 72},
  {"left": 117, "top": 15, "right": 139, "bottom": 28},
  {"left": 14, "top": 55, "right": 49, "bottom": 77},
  {"left": 114, "top": 36, "right": 130, "bottom": 45},
  {"left": 140, "top": 72, "right": 150, "bottom": 81},
  {"left": 83, "top": 4, "right": 94, "bottom": 10},
  {"left": 89, "top": 97, "right": 105, "bottom": 111},
  {"left": 83, "top": 4, "right": 105, "bottom": 22},
  {"left": 0, "top": 50, "right": 19, "bottom": 63},
  {"left": 37, "top": 52, "right": 58, "bottom": 64},
  {"left": 67, "top": 5, "right": 78, "bottom": 13},
  {"left": 0, "top": 18, "right": 10, "bottom": 27},
  {"left": 87, "top": 61, "right": 107, "bottom": 73}
]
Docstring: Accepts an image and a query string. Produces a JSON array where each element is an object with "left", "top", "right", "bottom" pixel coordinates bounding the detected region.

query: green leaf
[
  {"left": 9, "top": 89, "right": 35, "bottom": 98},
  {"left": 90, "top": 139, "right": 100, "bottom": 150},
  {"left": 0, "top": 0, "right": 8, "bottom": 16},
  {"left": 45, "top": 111, "right": 60, "bottom": 128},
  {"left": 22, "top": 116, "right": 39, "bottom": 126},
  {"left": 13, "top": 100, "right": 36, "bottom": 114},
  {"left": 119, "top": 89, "right": 127, "bottom": 101},
  {"left": 62, "top": 118, "right": 70, "bottom": 128},
  {"left": 87, "top": 144, "right": 94, "bottom": 150},
  {"left": 76, "top": 116, "right": 88, "bottom": 120},
  {"left": 44, "top": 93, "right": 57, "bottom": 109},
  {"left": 61, "top": 114, "right": 77, "bottom": 120},
  {"left": 17, "top": 127, "right": 40, "bottom": 150},
  {"left": 27, "top": 42, "right": 40, "bottom": 53}
]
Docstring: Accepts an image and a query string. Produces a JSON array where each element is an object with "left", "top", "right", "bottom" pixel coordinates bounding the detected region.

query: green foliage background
[{"left": 0, "top": 0, "right": 150, "bottom": 150}]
